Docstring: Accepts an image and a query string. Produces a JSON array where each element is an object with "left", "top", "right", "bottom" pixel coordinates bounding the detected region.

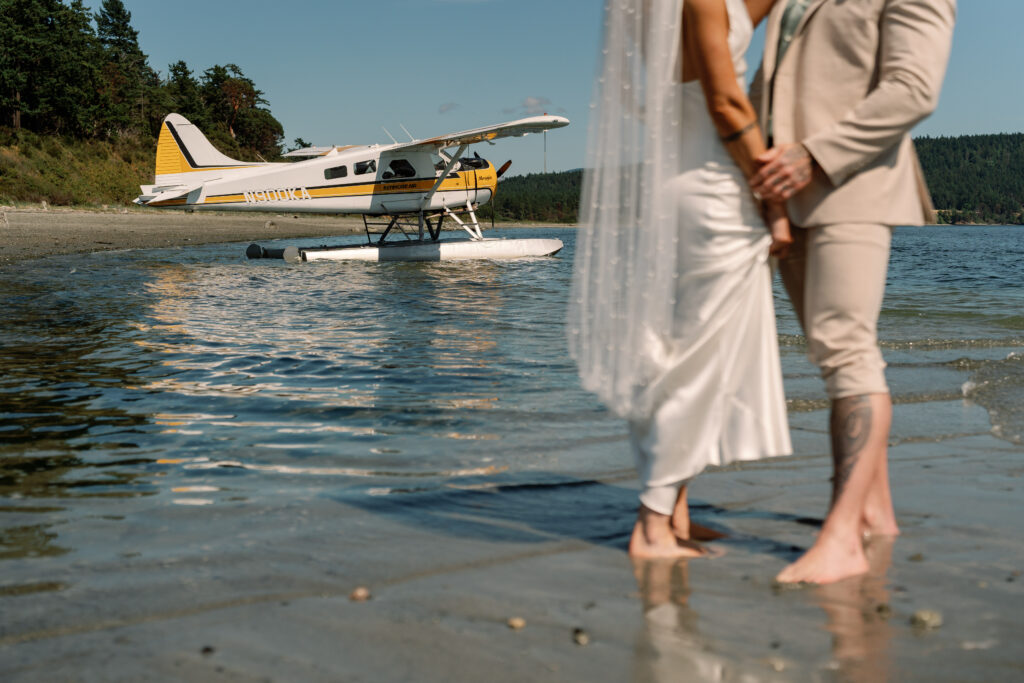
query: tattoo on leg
[{"left": 830, "top": 396, "right": 872, "bottom": 503}]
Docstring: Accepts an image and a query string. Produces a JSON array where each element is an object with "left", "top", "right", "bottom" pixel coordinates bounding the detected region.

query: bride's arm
[
  {"left": 684, "top": 0, "right": 790, "bottom": 255},
  {"left": 683, "top": 0, "right": 763, "bottom": 177}
]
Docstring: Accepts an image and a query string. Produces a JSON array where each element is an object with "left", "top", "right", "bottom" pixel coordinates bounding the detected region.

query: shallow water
[{"left": 1, "top": 225, "right": 1022, "bottom": 561}]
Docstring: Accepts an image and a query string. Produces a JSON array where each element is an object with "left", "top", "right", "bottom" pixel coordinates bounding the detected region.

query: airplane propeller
[{"left": 496, "top": 160, "right": 512, "bottom": 178}]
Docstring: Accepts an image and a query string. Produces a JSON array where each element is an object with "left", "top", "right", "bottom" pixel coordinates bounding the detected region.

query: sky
[{"left": 91, "top": 0, "right": 1022, "bottom": 176}]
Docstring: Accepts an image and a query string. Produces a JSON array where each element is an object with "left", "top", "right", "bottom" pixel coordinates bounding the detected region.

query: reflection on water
[
  {"left": 0, "top": 231, "right": 624, "bottom": 564},
  {"left": 630, "top": 540, "right": 896, "bottom": 682},
  {"left": 811, "top": 537, "right": 895, "bottom": 683}
]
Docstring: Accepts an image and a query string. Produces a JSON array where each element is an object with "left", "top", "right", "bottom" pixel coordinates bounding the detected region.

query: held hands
[{"left": 750, "top": 143, "right": 813, "bottom": 202}]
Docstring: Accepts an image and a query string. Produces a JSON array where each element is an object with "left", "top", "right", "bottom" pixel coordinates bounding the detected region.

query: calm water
[{"left": 1, "top": 225, "right": 1022, "bottom": 562}]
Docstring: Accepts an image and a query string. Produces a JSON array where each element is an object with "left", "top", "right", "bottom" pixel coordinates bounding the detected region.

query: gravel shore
[{"left": 0, "top": 207, "right": 368, "bottom": 266}]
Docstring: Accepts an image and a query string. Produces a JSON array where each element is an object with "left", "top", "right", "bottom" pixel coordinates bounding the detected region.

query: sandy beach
[
  {"left": 0, "top": 207, "right": 374, "bottom": 266},
  {"left": 2, "top": 407, "right": 1021, "bottom": 681},
  {"left": 0, "top": 214, "right": 1021, "bottom": 681}
]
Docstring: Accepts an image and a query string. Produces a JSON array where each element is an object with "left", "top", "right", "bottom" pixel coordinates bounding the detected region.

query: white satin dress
[{"left": 629, "top": 0, "right": 791, "bottom": 516}]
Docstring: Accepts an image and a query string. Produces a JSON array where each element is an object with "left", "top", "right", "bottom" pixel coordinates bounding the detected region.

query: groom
[{"left": 749, "top": 0, "right": 957, "bottom": 583}]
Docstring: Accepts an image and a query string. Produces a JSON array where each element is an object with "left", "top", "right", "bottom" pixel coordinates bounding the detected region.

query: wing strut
[{"left": 418, "top": 143, "right": 467, "bottom": 239}]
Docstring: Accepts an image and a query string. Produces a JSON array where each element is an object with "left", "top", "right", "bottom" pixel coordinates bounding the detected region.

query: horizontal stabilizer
[{"left": 135, "top": 183, "right": 201, "bottom": 207}]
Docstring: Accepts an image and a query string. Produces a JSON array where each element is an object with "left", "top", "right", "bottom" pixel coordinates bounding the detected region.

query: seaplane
[{"left": 135, "top": 112, "right": 570, "bottom": 262}]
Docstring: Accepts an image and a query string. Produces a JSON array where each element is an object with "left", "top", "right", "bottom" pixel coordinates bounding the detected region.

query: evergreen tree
[
  {"left": 93, "top": 0, "right": 158, "bottom": 135},
  {"left": 165, "top": 60, "right": 209, "bottom": 128},
  {"left": 0, "top": 0, "right": 51, "bottom": 130},
  {"left": 42, "top": 1, "right": 101, "bottom": 135}
]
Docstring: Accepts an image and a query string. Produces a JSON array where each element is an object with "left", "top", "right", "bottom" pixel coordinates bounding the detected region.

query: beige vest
[{"left": 750, "top": 0, "right": 957, "bottom": 227}]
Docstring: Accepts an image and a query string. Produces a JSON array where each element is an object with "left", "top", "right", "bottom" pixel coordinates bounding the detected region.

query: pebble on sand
[
  {"left": 910, "top": 609, "right": 943, "bottom": 630},
  {"left": 572, "top": 628, "right": 590, "bottom": 646},
  {"left": 349, "top": 586, "right": 371, "bottom": 602},
  {"left": 506, "top": 617, "right": 526, "bottom": 630}
]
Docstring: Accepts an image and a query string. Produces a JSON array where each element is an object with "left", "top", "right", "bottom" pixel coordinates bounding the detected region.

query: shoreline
[{"left": 0, "top": 207, "right": 575, "bottom": 266}]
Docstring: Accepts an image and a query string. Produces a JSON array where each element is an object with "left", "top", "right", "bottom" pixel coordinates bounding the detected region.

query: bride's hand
[{"left": 764, "top": 202, "right": 792, "bottom": 259}]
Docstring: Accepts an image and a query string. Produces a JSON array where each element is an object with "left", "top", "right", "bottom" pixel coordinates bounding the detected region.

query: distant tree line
[
  {"left": 0, "top": 0, "right": 283, "bottom": 160},
  {"left": 916, "top": 133, "right": 1024, "bottom": 225},
  {"left": 479, "top": 169, "right": 581, "bottom": 223},
  {"left": 487, "top": 134, "right": 1024, "bottom": 225}
]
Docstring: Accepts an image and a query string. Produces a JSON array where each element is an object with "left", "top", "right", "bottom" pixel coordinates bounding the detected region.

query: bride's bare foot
[
  {"left": 668, "top": 483, "right": 729, "bottom": 542},
  {"left": 672, "top": 518, "right": 727, "bottom": 542},
  {"left": 776, "top": 533, "right": 869, "bottom": 585},
  {"left": 629, "top": 505, "right": 710, "bottom": 559}
]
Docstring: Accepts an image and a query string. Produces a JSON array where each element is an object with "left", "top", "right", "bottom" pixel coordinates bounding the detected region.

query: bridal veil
[{"left": 567, "top": 0, "right": 687, "bottom": 419}]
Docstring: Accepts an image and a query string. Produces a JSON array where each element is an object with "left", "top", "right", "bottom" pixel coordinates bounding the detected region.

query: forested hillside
[
  {"left": 916, "top": 133, "right": 1024, "bottom": 225},
  {"left": 486, "top": 133, "right": 1024, "bottom": 225},
  {"left": 479, "top": 170, "right": 582, "bottom": 223},
  {"left": 0, "top": 0, "right": 284, "bottom": 161}
]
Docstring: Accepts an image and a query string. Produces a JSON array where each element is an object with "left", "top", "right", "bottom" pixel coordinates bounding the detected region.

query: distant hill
[
  {"left": 485, "top": 134, "right": 1024, "bottom": 225},
  {"left": 916, "top": 133, "right": 1024, "bottom": 224}
]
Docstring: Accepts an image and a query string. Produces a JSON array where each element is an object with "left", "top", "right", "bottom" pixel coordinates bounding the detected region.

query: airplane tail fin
[{"left": 154, "top": 113, "right": 261, "bottom": 185}]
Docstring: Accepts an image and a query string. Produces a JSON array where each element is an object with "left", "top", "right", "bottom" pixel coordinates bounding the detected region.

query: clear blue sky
[{"left": 97, "top": 1, "right": 1019, "bottom": 176}]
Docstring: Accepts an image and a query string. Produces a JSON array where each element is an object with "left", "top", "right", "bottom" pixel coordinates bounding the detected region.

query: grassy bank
[{"left": 0, "top": 129, "right": 154, "bottom": 207}]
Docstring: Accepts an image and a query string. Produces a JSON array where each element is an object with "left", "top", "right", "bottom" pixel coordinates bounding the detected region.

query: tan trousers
[{"left": 779, "top": 223, "right": 893, "bottom": 399}]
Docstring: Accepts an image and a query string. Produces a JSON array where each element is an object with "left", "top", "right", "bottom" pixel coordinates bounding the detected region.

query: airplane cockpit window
[
  {"left": 324, "top": 165, "right": 348, "bottom": 180},
  {"left": 381, "top": 159, "right": 417, "bottom": 180},
  {"left": 354, "top": 160, "right": 377, "bottom": 175},
  {"left": 459, "top": 152, "right": 488, "bottom": 169}
]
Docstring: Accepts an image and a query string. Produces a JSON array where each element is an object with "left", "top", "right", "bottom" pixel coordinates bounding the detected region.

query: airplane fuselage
[{"left": 145, "top": 144, "right": 496, "bottom": 215}]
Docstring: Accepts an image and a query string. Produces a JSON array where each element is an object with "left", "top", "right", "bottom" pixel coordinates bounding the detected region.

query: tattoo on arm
[{"left": 829, "top": 396, "right": 872, "bottom": 503}]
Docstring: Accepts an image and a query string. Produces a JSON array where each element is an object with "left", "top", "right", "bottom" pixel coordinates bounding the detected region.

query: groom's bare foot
[
  {"left": 861, "top": 489, "right": 900, "bottom": 538},
  {"left": 775, "top": 533, "right": 869, "bottom": 585},
  {"left": 629, "top": 507, "right": 711, "bottom": 559},
  {"left": 861, "top": 511, "right": 900, "bottom": 539}
]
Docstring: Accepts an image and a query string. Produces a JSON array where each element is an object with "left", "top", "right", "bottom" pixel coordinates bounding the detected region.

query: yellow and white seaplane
[{"left": 135, "top": 113, "right": 570, "bottom": 262}]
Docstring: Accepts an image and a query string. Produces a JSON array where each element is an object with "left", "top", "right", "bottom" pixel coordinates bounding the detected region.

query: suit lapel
[
  {"left": 793, "top": 0, "right": 829, "bottom": 40},
  {"left": 761, "top": 0, "right": 789, "bottom": 80},
  {"left": 768, "top": 0, "right": 830, "bottom": 78}
]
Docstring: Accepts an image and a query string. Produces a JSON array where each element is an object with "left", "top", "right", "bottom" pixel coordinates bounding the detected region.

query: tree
[
  {"left": 164, "top": 60, "right": 208, "bottom": 128},
  {"left": 93, "top": 0, "right": 158, "bottom": 135},
  {"left": 0, "top": 0, "right": 51, "bottom": 130},
  {"left": 199, "top": 63, "right": 283, "bottom": 159}
]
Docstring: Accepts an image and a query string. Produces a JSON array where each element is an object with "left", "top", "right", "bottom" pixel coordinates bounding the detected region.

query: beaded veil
[{"left": 567, "top": 0, "right": 687, "bottom": 419}]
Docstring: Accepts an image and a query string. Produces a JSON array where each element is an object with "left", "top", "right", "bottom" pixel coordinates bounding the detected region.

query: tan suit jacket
[{"left": 750, "top": 0, "right": 957, "bottom": 227}]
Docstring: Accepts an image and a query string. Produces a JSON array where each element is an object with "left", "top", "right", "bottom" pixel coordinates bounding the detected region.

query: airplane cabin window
[
  {"left": 387, "top": 159, "right": 417, "bottom": 179},
  {"left": 354, "top": 160, "right": 377, "bottom": 175},
  {"left": 324, "top": 165, "right": 348, "bottom": 180}
]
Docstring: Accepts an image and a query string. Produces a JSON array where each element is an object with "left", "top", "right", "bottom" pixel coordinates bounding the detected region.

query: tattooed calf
[{"left": 829, "top": 396, "right": 873, "bottom": 504}]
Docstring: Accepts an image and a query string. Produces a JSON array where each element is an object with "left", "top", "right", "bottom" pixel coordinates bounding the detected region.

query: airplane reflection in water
[{"left": 129, "top": 256, "right": 519, "bottom": 491}]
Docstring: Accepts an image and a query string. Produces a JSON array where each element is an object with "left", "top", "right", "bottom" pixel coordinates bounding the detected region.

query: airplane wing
[{"left": 392, "top": 115, "right": 569, "bottom": 153}]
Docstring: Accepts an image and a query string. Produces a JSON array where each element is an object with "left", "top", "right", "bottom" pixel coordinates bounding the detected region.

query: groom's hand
[{"left": 750, "top": 143, "right": 813, "bottom": 202}]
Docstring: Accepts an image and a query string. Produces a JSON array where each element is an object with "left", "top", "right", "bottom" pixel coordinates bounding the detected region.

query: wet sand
[
  {"left": 0, "top": 207, "right": 568, "bottom": 266},
  {"left": 1, "top": 399, "right": 1021, "bottom": 681},
  {"left": 0, "top": 208, "right": 371, "bottom": 266}
]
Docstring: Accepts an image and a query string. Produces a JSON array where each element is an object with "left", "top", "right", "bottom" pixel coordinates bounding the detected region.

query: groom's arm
[
  {"left": 802, "top": 0, "right": 956, "bottom": 187},
  {"left": 751, "top": 0, "right": 956, "bottom": 200}
]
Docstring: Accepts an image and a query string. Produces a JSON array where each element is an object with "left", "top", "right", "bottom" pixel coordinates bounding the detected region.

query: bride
[{"left": 569, "top": 0, "right": 791, "bottom": 558}]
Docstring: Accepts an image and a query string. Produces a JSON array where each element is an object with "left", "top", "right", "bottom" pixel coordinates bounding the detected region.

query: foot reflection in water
[
  {"left": 630, "top": 558, "right": 732, "bottom": 682},
  {"left": 811, "top": 536, "right": 895, "bottom": 682},
  {"left": 629, "top": 538, "right": 896, "bottom": 681}
]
